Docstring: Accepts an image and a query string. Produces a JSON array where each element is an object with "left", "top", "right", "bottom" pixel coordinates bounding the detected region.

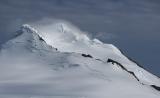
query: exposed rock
[
  {"left": 107, "top": 58, "right": 139, "bottom": 81},
  {"left": 82, "top": 54, "right": 93, "bottom": 58}
]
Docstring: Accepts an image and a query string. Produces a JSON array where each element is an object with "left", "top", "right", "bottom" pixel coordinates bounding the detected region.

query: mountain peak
[
  {"left": 1, "top": 24, "right": 56, "bottom": 53},
  {"left": 0, "top": 22, "right": 160, "bottom": 97},
  {"left": 20, "top": 24, "right": 38, "bottom": 34},
  {"left": 21, "top": 24, "right": 31, "bottom": 28}
]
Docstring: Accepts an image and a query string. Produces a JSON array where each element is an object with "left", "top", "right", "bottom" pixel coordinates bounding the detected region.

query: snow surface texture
[{"left": 0, "top": 22, "right": 159, "bottom": 98}]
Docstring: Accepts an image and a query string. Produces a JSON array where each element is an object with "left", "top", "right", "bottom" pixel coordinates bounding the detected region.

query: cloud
[
  {"left": 94, "top": 32, "right": 117, "bottom": 41},
  {"left": 0, "top": 0, "right": 160, "bottom": 42}
]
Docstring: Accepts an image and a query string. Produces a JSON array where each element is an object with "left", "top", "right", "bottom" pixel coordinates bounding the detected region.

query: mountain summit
[
  {"left": 2, "top": 24, "right": 55, "bottom": 53},
  {"left": 0, "top": 23, "right": 159, "bottom": 98}
]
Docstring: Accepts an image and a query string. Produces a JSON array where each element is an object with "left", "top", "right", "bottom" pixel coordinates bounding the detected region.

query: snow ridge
[
  {"left": 19, "top": 24, "right": 160, "bottom": 85},
  {"left": 19, "top": 24, "right": 160, "bottom": 86},
  {"left": 21, "top": 24, "right": 38, "bottom": 34},
  {"left": 0, "top": 23, "right": 159, "bottom": 98}
]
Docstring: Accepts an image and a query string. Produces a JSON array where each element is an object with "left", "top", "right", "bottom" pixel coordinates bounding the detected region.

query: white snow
[
  {"left": 33, "top": 21, "right": 160, "bottom": 86},
  {"left": 0, "top": 22, "right": 159, "bottom": 98}
]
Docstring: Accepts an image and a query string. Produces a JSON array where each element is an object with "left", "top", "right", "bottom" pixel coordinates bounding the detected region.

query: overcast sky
[{"left": 0, "top": 0, "right": 160, "bottom": 76}]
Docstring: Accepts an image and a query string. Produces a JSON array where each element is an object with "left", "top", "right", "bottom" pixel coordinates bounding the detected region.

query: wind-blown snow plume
[
  {"left": 29, "top": 19, "right": 119, "bottom": 55},
  {"left": 31, "top": 19, "right": 92, "bottom": 46}
]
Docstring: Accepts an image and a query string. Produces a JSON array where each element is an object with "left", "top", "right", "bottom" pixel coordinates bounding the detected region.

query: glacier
[{"left": 0, "top": 22, "right": 159, "bottom": 98}]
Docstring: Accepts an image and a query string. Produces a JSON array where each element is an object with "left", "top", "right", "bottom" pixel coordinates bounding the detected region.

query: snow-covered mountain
[{"left": 0, "top": 23, "right": 159, "bottom": 98}]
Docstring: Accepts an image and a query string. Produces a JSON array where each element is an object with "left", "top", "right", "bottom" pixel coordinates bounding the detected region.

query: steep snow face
[
  {"left": 33, "top": 22, "right": 160, "bottom": 87},
  {"left": 0, "top": 24, "right": 159, "bottom": 98}
]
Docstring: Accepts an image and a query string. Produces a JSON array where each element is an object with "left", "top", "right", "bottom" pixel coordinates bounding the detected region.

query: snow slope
[
  {"left": 0, "top": 23, "right": 159, "bottom": 98},
  {"left": 34, "top": 22, "right": 160, "bottom": 86}
]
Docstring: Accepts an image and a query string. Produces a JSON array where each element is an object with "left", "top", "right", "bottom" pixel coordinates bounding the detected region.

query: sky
[{"left": 0, "top": 0, "right": 160, "bottom": 76}]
